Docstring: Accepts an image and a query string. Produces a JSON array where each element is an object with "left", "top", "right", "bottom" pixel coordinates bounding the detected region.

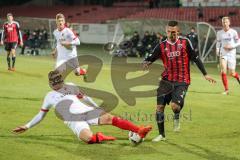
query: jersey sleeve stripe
[
  {"left": 68, "top": 28, "right": 78, "bottom": 39},
  {"left": 40, "top": 109, "right": 49, "bottom": 112}
]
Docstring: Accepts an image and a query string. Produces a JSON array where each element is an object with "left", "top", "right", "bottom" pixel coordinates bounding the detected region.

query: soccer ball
[{"left": 128, "top": 131, "right": 143, "bottom": 144}]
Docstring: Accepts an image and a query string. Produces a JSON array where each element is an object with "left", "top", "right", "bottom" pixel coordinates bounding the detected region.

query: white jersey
[
  {"left": 25, "top": 83, "right": 101, "bottom": 137},
  {"left": 216, "top": 28, "right": 240, "bottom": 56},
  {"left": 41, "top": 83, "right": 95, "bottom": 114},
  {"left": 53, "top": 27, "right": 80, "bottom": 67}
]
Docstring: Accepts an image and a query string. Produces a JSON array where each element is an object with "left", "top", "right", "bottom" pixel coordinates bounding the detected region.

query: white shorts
[
  {"left": 221, "top": 54, "right": 236, "bottom": 70},
  {"left": 65, "top": 121, "right": 90, "bottom": 139},
  {"left": 63, "top": 99, "right": 104, "bottom": 139},
  {"left": 64, "top": 111, "right": 102, "bottom": 139},
  {"left": 55, "top": 57, "right": 80, "bottom": 74}
]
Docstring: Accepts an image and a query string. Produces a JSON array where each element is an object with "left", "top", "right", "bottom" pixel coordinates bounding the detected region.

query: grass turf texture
[{"left": 0, "top": 45, "right": 239, "bottom": 160}]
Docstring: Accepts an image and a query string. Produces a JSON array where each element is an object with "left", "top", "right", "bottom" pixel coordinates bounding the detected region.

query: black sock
[
  {"left": 7, "top": 57, "right": 11, "bottom": 68},
  {"left": 174, "top": 112, "right": 180, "bottom": 120},
  {"left": 12, "top": 57, "right": 16, "bottom": 68},
  {"left": 156, "top": 111, "right": 165, "bottom": 137}
]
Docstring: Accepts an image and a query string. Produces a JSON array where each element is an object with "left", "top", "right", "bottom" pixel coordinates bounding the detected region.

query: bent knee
[
  {"left": 229, "top": 72, "right": 236, "bottom": 77},
  {"left": 156, "top": 105, "right": 165, "bottom": 112},
  {"left": 171, "top": 103, "right": 181, "bottom": 113},
  {"left": 99, "top": 113, "right": 114, "bottom": 125},
  {"left": 79, "top": 129, "right": 93, "bottom": 143}
]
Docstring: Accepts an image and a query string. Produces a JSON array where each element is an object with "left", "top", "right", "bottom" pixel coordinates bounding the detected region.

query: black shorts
[
  {"left": 157, "top": 81, "right": 188, "bottom": 108},
  {"left": 4, "top": 42, "right": 18, "bottom": 51}
]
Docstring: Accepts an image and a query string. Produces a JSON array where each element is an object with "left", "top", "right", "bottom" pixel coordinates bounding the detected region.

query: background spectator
[
  {"left": 197, "top": 3, "right": 203, "bottom": 19},
  {"left": 19, "top": 27, "right": 49, "bottom": 55},
  {"left": 187, "top": 27, "right": 198, "bottom": 52}
]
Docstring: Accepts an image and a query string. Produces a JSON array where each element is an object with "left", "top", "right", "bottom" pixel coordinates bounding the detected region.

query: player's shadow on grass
[
  {"left": 189, "top": 90, "right": 221, "bottom": 95},
  {"left": 73, "top": 136, "right": 169, "bottom": 160},
  {"left": 189, "top": 144, "right": 239, "bottom": 160},
  {"left": 166, "top": 141, "right": 239, "bottom": 160},
  {"left": 0, "top": 96, "right": 41, "bottom": 101},
  {"left": 7, "top": 134, "right": 166, "bottom": 160},
  {"left": 1, "top": 134, "right": 79, "bottom": 144},
  {"left": 0, "top": 70, "right": 43, "bottom": 78},
  {"left": 209, "top": 130, "right": 240, "bottom": 139},
  {"left": 189, "top": 90, "right": 239, "bottom": 97}
]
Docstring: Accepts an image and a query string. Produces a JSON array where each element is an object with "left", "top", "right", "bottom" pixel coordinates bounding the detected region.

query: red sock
[
  {"left": 88, "top": 134, "right": 98, "bottom": 144},
  {"left": 79, "top": 68, "right": 86, "bottom": 75},
  {"left": 112, "top": 116, "right": 139, "bottom": 133},
  {"left": 88, "top": 132, "right": 115, "bottom": 144},
  {"left": 232, "top": 72, "right": 239, "bottom": 79},
  {"left": 221, "top": 73, "right": 228, "bottom": 91}
]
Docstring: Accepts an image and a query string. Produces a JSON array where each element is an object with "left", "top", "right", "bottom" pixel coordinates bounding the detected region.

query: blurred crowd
[
  {"left": 112, "top": 28, "right": 198, "bottom": 58},
  {"left": 129, "top": 31, "right": 164, "bottom": 57},
  {"left": 21, "top": 26, "right": 49, "bottom": 55},
  {"left": 112, "top": 31, "right": 164, "bottom": 58}
]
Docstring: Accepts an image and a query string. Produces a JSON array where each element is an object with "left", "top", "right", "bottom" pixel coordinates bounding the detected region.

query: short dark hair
[
  {"left": 168, "top": 21, "right": 178, "bottom": 27},
  {"left": 48, "top": 70, "right": 63, "bottom": 86}
]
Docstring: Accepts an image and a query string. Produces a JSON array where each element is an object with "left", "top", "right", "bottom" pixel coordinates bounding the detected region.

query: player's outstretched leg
[
  {"left": 79, "top": 128, "right": 116, "bottom": 144},
  {"left": 152, "top": 105, "right": 166, "bottom": 142},
  {"left": 99, "top": 113, "right": 152, "bottom": 139},
  {"left": 88, "top": 132, "right": 116, "bottom": 144}
]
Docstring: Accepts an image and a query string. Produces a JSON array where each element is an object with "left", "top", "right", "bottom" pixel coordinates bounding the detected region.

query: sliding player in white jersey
[
  {"left": 216, "top": 17, "right": 240, "bottom": 95},
  {"left": 51, "top": 13, "right": 87, "bottom": 80},
  {"left": 13, "top": 70, "right": 152, "bottom": 144}
]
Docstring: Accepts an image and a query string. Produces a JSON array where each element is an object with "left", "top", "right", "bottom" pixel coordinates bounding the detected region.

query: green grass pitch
[{"left": 0, "top": 45, "right": 239, "bottom": 160}]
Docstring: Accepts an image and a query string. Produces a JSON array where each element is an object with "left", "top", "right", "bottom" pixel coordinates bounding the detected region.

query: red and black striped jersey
[
  {"left": 145, "top": 36, "right": 207, "bottom": 85},
  {"left": 1, "top": 21, "right": 22, "bottom": 43}
]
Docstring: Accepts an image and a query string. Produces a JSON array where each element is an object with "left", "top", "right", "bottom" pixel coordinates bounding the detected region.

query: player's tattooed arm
[{"left": 143, "top": 44, "right": 161, "bottom": 70}]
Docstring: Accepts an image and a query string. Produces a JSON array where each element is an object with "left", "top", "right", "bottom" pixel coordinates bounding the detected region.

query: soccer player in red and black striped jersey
[
  {"left": 143, "top": 21, "right": 216, "bottom": 142},
  {"left": 0, "top": 13, "right": 23, "bottom": 71}
]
